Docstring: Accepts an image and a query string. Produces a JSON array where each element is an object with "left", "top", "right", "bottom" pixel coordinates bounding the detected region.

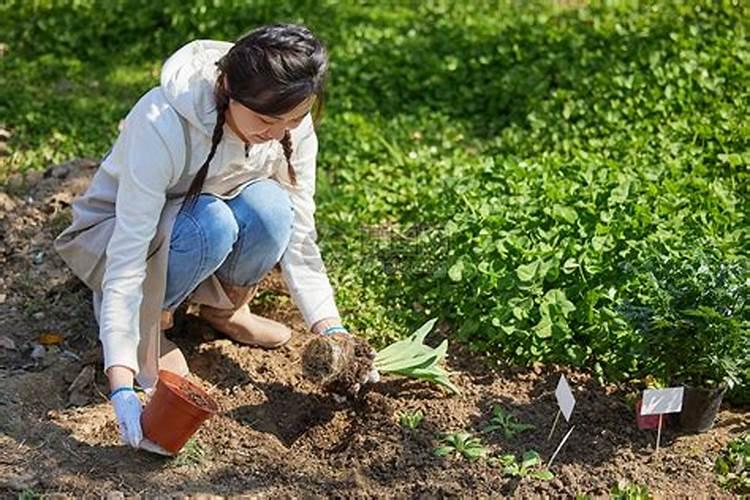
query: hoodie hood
[{"left": 160, "top": 39, "right": 233, "bottom": 137}]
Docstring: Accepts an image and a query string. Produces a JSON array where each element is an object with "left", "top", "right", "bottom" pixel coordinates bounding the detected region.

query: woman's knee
[
  {"left": 232, "top": 180, "right": 294, "bottom": 256},
  {"left": 172, "top": 195, "right": 239, "bottom": 268}
]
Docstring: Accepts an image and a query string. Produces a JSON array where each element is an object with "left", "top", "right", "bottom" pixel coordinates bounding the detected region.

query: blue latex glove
[{"left": 110, "top": 387, "right": 143, "bottom": 447}]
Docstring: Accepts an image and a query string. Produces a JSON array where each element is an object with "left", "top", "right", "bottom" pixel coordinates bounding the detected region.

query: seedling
[
  {"left": 610, "top": 481, "right": 652, "bottom": 499},
  {"left": 483, "top": 405, "right": 534, "bottom": 439},
  {"left": 493, "top": 450, "right": 554, "bottom": 480},
  {"left": 433, "top": 432, "right": 487, "bottom": 461},
  {"left": 374, "top": 318, "right": 460, "bottom": 394},
  {"left": 398, "top": 409, "right": 425, "bottom": 430},
  {"left": 171, "top": 438, "right": 206, "bottom": 466}
]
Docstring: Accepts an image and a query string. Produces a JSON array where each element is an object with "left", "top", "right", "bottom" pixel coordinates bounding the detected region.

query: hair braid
[
  {"left": 279, "top": 130, "right": 297, "bottom": 185},
  {"left": 181, "top": 78, "right": 230, "bottom": 211}
]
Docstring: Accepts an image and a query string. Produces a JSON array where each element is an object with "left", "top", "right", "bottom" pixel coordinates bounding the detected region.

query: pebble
[
  {"left": 32, "top": 311, "right": 45, "bottom": 320},
  {"left": 30, "top": 343, "right": 46, "bottom": 359},
  {"left": 105, "top": 492, "right": 125, "bottom": 500},
  {"left": 32, "top": 251, "right": 45, "bottom": 265}
]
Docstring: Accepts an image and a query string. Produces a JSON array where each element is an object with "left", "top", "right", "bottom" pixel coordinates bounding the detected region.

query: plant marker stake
[
  {"left": 640, "top": 387, "right": 683, "bottom": 455},
  {"left": 547, "top": 409, "right": 561, "bottom": 441},
  {"left": 548, "top": 424, "right": 575, "bottom": 468},
  {"left": 656, "top": 414, "right": 663, "bottom": 454}
]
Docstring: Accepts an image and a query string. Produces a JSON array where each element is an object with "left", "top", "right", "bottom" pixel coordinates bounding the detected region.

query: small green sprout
[
  {"left": 434, "top": 432, "right": 487, "bottom": 461},
  {"left": 493, "top": 450, "right": 554, "bottom": 481},
  {"left": 482, "top": 405, "right": 535, "bottom": 439},
  {"left": 610, "top": 481, "right": 652, "bottom": 499},
  {"left": 398, "top": 409, "right": 425, "bottom": 430},
  {"left": 172, "top": 438, "right": 206, "bottom": 466}
]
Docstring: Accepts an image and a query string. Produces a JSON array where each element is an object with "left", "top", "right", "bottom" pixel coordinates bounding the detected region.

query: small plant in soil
[
  {"left": 171, "top": 438, "right": 206, "bottom": 466},
  {"left": 482, "top": 405, "right": 534, "bottom": 439},
  {"left": 433, "top": 432, "right": 486, "bottom": 461},
  {"left": 609, "top": 481, "right": 652, "bottom": 499},
  {"left": 373, "top": 317, "right": 459, "bottom": 394},
  {"left": 714, "top": 433, "right": 749, "bottom": 494},
  {"left": 398, "top": 409, "right": 424, "bottom": 430},
  {"left": 492, "top": 450, "right": 553, "bottom": 481}
]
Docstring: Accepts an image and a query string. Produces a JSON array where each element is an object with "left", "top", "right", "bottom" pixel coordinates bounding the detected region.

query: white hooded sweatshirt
[{"left": 66, "top": 39, "right": 340, "bottom": 383}]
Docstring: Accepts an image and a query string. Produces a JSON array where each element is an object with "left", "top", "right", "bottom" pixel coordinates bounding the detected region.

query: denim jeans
[{"left": 162, "top": 179, "right": 294, "bottom": 310}]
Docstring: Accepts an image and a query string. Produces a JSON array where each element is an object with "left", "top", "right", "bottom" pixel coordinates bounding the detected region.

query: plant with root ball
[
  {"left": 482, "top": 405, "right": 535, "bottom": 439},
  {"left": 433, "top": 432, "right": 487, "bottom": 461},
  {"left": 374, "top": 318, "right": 459, "bottom": 394}
]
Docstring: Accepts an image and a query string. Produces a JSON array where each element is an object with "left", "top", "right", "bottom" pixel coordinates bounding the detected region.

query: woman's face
[{"left": 225, "top": 94, "right": 313, "bottom": 145}]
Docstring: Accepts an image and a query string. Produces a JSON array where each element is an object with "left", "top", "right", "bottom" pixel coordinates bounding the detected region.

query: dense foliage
[{"left": 1, "top": 1, "right": 747, "bottom": 390}]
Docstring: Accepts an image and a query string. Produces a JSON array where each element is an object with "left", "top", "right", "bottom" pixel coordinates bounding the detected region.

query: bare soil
[{"left": 0, "top": 160, "right": 748, "bottom": 497}]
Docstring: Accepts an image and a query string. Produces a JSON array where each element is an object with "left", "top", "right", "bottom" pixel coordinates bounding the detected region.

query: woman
[{"left": 55, "top": 23, "right": 368, "bottom": 450}]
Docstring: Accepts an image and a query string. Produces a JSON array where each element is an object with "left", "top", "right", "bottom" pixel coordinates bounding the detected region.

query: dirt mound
[{"left": 0, "top": 160, "right": 747, "bottom": 497}]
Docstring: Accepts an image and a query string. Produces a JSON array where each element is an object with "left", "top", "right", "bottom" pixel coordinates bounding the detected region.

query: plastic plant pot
[
  {"left": 141, "top": 370, "right": 220, "bottom": 454},
  {"left": 678, "top": 384, "right": 726, "bottom": 433},
  {"left": 635, "top": 399, "right": 663, "bottom": 430}
]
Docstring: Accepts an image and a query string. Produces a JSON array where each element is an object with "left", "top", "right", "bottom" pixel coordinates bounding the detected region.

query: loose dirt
[{"left": 0, "top": 160, "right": 747, "bottom": 497}]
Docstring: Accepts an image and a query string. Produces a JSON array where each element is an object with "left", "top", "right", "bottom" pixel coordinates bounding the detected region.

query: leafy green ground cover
[{"left": 1, "top": 1, "right": 747, "bottom": 392}]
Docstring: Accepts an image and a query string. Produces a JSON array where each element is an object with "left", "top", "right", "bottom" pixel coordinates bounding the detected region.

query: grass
[{"left": 1, "top": 0, "right": 747, "bottom": 389}]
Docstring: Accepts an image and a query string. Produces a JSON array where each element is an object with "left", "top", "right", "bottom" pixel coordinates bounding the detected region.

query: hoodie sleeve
[
  {"left": 279, "top": 116, "right": 341, "bottom": 327},
  {"left": 99, "top": 89, "right": 182, "bottom": 375}
]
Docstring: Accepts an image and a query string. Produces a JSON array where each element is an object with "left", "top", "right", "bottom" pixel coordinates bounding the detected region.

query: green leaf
[
  {"left": 534, "top": 469, "right": 555, "bottom": 481},
  {"left": 448, "top": 260, "right": 464, "bottom": 282},
  {"left": 516, "top": 260, "right": 540, "bottom": 282},
  {"left": 433, "top": 446, "right": 454, "bottom": 457}
]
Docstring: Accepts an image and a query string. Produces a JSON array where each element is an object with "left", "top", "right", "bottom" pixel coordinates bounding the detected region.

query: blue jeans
[{"left": 162, "top": 179, "right": 294, "bottom": 310}]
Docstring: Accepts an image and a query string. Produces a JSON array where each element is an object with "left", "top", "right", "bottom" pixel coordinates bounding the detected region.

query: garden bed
[{"left": 0, "top": 166, "right": 746, "bottom": 497}]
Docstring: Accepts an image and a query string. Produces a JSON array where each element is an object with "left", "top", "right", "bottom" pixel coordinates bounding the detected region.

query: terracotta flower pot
[
  {"left": 678, "top": 384, "right": 726, "bottom": 433},
  {"left": 141, "top": 370, "right": 220, "bottom": 454}
]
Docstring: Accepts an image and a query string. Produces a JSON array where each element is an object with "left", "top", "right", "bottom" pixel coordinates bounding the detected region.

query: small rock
[
  {"left": 105, "top": 491, "right": 125, "bottom": 500},
  {"left": 30, "top": 343, "right": 46, "bottom": 359},
  {"left": 32, "top": 311, "right": 45, "bottom": 320},
  {"left": 32, "top": 251, "right": 45, "bottom": 265},
  {"left": 0, "top": 335, "right": 16, "bottom": 350},
  {"left": 0, "top": 293, "right": 6, "bottom": 304}
]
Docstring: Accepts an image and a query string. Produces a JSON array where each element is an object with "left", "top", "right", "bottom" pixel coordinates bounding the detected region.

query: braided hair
[{"left": 182, "top": 23, "right": 328, "bottom": 209}]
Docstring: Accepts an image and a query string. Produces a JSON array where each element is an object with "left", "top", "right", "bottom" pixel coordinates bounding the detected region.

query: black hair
[{"left": 182, "top": 23, "right": 328, "bottom": 209}]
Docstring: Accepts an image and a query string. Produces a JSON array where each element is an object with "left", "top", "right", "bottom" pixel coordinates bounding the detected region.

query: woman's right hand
[{"left": 107, "top": 365, "right": 143, "bottom": 447}]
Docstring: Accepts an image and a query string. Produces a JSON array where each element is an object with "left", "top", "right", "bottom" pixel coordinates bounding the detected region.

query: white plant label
[
  {"left": 640, "top": 387, "right": 684, "bottom": 416},
  {"left": 555, "top": 375, "right": 576, "bottom": 422}
]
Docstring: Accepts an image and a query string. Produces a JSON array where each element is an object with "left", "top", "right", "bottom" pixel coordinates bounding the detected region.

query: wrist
[
  {"left": 109, "top": 386, "right": 135, "bottom": 399},
  {"left": 106, "top": 365, "right": 135, "bottom": 391},
  {"left": 311, "top": 317, "right": 347, "bottom": 336}
]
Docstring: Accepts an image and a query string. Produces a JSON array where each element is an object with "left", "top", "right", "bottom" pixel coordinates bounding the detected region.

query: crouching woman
[{"left": 55, "top": 24, "right": 360, "bottom": 449}]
